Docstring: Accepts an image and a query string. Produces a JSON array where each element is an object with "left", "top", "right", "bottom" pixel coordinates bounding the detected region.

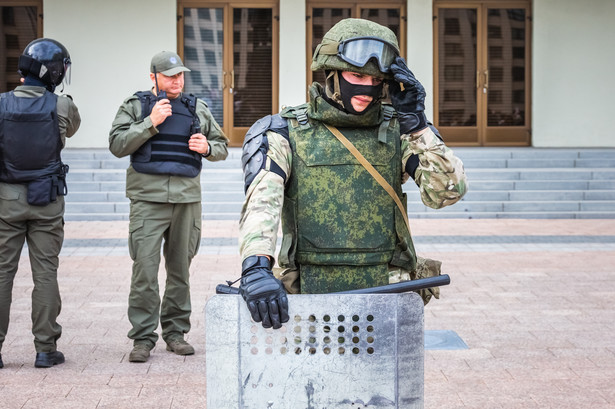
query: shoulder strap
[
  {"left": 134, "top": 91, "right": 153, "bottom": 120},
  {"left": 0, "top": 91, "right": 13, "bottom": 103},
  {"left": 182, "top": 93, "right": 198, "bottom": 114},
  {"left": 378, "top": 104, "right": 396, "bottom": 143},
  {"left": 324, "top": 123, "right": 411, "bottom": 236},
  {"left": 282, "top": 104, "right": 311, "bottom": 131},
  {"left": 181, "top": 93, "right": 201, "bottom": 133}
]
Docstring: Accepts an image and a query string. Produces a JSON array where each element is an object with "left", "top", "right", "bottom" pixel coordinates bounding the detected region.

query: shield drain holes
[{"left": 249, "top": 314, "right": 377, "bottom": 355}]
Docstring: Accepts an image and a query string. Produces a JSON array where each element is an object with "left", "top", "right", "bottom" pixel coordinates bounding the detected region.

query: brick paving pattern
[{"left": 1, "top": 219, "right": 614, "bottom": 408}]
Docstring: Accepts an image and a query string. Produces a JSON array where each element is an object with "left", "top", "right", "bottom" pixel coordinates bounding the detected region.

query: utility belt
[{"left": 24, "top": 163, "right": 69, "bottom": 206}]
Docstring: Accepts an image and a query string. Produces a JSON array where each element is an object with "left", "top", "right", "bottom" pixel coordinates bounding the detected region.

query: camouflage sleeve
[
  {"left": 239, "top": 131, "right": 292, "bottom": 261},
  {"left": 401, "top": 128, "right": 468, "bottom": 209}
]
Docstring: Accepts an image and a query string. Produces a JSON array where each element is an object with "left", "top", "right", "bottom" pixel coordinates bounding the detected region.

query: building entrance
[
  {"left": 179, "top": 2, "right": 279, "bottom": 146},
  {"left": 434, "top": 1, "right": 532, "bottom": 145}
]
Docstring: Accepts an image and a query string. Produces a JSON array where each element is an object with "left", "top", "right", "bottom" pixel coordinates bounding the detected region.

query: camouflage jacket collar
[{"left": 307, "top": 83, "right": 383, "bottom": 128}]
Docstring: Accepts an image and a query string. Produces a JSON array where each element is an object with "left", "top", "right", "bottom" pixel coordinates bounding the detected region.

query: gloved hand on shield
[
  {"left": 388, "top": 56, "right": 428, "bottom": 135},
  {"left": 239, "top": 255, "right": 289, "bottom": 329}
]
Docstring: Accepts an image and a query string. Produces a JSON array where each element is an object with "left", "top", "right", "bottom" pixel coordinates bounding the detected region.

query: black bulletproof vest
[
  {"left": 131, "top": 92, "right": 202, "bottom": 178},
  {"left": 0, "top": 90, "right": 62, "bottom": 183}
]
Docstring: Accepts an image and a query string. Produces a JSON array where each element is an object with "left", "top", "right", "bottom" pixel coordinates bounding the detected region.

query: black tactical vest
[
  {"left": 131, "top": 92, "right": 202, "bottom": 177},
  {"left": 0, "top": 90, "right": 62, "bottom": 183}
]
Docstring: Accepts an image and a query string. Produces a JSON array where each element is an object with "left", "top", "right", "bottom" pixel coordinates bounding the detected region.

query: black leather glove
[
  {"left": 389, "top": 56, "right": 428, "bottom": 135},
  {"left": 239, "top": 255, "right": 289, "bottom": 329}
]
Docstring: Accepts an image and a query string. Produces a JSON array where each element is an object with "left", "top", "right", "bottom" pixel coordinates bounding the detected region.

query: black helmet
[{"left": 18, "top": 38, "right": 71, "bottom": 87}]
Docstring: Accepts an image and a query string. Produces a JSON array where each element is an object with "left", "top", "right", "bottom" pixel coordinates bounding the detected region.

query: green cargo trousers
[
  {"left": 0, "top": 182, "right": 64, "bottom": 353},
  {"left": 127, "top": 200, "right": 202, "bottom": 347}
]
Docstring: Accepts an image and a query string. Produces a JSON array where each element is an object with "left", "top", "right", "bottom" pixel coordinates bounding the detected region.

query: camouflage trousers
[{"left": 274, "top": 256, "right": 442, "bottom": 305}]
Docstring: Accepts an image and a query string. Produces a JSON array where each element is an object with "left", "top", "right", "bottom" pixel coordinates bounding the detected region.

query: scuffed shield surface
[{"left": 206, "top": 293, "right": 424, "bottom": 408}]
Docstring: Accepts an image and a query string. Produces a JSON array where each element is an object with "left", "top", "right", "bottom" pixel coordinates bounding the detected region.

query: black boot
[
  {"left": 35, "top": 351, "right": 65, "bottom": 368},
  {"left": 0, "top": 353, "right": 3, "bottom": 368}
]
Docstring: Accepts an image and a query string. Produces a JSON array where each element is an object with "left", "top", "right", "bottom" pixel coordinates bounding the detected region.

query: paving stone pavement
[{"left": 1, "top": 219, "right": 614, "bottom": 408}]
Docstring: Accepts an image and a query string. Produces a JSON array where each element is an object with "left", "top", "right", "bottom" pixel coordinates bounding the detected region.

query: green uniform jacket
[{"left": 108, "top": 91, "right": 228, "bottom": 203}]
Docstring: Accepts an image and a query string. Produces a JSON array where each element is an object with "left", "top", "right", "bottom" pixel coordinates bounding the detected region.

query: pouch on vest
[
  {"left": 26, "top": 163, "right": 68, "bottom": 206},
  {"left": 27, "top": 176, "right": 53, "bottom": 206}
]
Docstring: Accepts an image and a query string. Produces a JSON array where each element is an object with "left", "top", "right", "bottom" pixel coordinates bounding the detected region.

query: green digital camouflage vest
[{"left": 278, "top": 84, "right": 417, "bottom": 293}]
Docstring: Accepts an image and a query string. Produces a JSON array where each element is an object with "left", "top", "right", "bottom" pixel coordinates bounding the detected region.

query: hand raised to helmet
[
  {"left": 239, "top": 256, "right": 289, "bottom": 329},
  {"left": 388, "top": 56, "right": 428, "bottom": 134}
]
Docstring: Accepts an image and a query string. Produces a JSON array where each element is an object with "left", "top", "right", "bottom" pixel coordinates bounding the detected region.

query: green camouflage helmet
[{"left": 311, "top": 18, "right": 400, "bottom": 78}]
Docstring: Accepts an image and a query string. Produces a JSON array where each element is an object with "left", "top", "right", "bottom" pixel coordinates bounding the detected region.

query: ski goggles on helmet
[{"left": 319, "top": 36, "right": 399, "bottom": 73}]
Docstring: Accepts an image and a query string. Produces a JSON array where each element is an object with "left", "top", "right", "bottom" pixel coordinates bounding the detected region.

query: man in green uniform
[
  {"left": 238, "top": 19, "right": 468, "bottom": 329},
  {"left": 109, "top": 51, "right": 228, "bottom": 362},
  {"left": 0, "top": 38, "right": 80, "bottom": 368}
]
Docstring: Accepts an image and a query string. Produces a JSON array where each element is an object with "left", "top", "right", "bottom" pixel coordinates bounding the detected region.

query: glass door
[
  {"left": 307, "top": 2, "right": 406, "bottom": 88},
  {"left": 483, "top": 5, "right": 530, "bottom": 144},
  {"left": 435, "top": 6, "right": 479, "bottom": 143},
  {"left": 179, "top": 2, "right": 279, "bottom": 147},
  {"left": 434, "top": 1, "right": 531, "bottom": 145}
]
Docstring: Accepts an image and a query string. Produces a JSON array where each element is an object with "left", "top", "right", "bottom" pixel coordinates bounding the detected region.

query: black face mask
[
  {"left": 24, "top": 74, "right": 55, "bottom": 92},
  {"left": 338, "top": 71, "right": 383, "bottom": 115}
]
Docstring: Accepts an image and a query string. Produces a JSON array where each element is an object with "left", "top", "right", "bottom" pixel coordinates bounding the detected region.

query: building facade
[{"left": 1, "top": 0, "right": 614, "bottom": 148}]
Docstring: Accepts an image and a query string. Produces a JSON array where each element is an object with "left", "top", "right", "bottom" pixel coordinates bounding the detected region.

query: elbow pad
[{"left": 241, "top": 114, "right": 289, "bottom": 192}]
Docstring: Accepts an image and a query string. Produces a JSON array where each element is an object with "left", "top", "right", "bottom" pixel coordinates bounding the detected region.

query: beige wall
[
  {"left": 407, "top": 0, "right": 434, "bottom": 121},
  {"left": 44, "top": 0, "right": 176, "bottom": 148},
  {"left": 279, "top": 0, "right": 307, "bottom": 109},
  {"left": 532, "top": 0, "right": 615, "bottom": 147}
]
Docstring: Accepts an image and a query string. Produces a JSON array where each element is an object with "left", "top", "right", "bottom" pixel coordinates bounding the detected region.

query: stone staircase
[{"left": 62, "top": 147, "right": 615, "bottom": 221}]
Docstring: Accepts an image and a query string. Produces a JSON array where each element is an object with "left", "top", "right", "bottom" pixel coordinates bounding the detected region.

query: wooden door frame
[
  {"left": 0, "top": 0, "right": 42, "bottom": 32},
  {"left": 177, "top": 1, "right": 279, "bottom": 147},
  {"left": 305, "top": 1, "right": 407, "bottom": 90},
  {"left": 0, "top": 0, "right": 44, "bottom": 50},
  {"left": 0, "top": 0, "right": 43, "bottom": 93},
  {"left": 433, "top": 0, "right": 532, "bottom": 146}
]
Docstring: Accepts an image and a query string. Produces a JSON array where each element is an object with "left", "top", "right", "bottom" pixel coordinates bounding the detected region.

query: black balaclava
[
  {"left": 323, "top": 70, "right": 383, "bottom": 115},
  {"left": 24, "top": 74, "right": 55, "bottom": 92}
]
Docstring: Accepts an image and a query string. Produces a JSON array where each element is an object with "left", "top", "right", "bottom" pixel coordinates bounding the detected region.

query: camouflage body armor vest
[{"left": 278, "top": 84, "right": 416, "bottom": 293}]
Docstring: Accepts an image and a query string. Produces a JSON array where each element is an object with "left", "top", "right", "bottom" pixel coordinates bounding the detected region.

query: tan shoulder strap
[{"left": 324, "top": 123, "right": 411, "bottom": 235}]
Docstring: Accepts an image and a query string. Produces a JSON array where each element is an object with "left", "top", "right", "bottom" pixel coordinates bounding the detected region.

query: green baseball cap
[{"left": 150, "top": 51, "right": 190, "bottom": 76}]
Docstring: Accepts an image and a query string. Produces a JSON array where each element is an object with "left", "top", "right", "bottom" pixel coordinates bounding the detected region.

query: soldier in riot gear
[
  {"left": 0, "top": 38, "right": 80, "bottom": 368},
  {"left": 237, "top": 19, "right": 468, "bottom": 330},
  {"left": 109, "top": 51, "right": 228, "bottom": 363}
]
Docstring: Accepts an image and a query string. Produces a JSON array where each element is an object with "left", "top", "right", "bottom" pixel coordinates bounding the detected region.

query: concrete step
[
  {"left": 60, "top": 147, "right": 615, "bottom": 220},
  {"left": 466, "top": 168, "right": 615, "bottom": 181},
  {"left": 64, "top": 198, "right": 615, "bottom": 220},
  {"left": 453, "top": 147, "right": 615, "bottom": 160},
  {"left": 62, "top": 210, "right": 615, "bottom": 221},
  {"left": 64, "top": 150, "right": 615, "bottom": 170},
  {"left": 65, "top": 167, "right": 615, "bottom": 185}
]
